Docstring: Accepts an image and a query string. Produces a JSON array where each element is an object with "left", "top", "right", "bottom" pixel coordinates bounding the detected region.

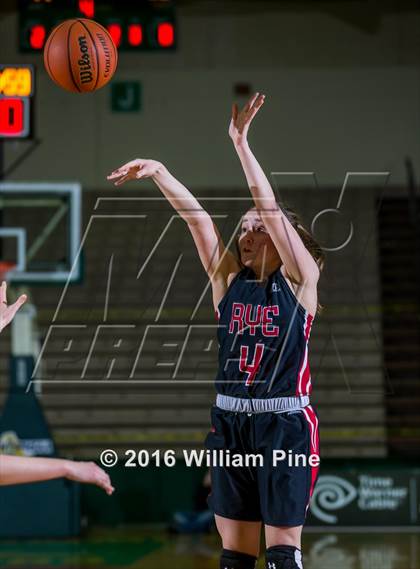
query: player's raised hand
[
  {"left": 229, "top": 92, "right": 265, "bottom": 146},
  {"left": 107, "top": 158, "right": 163, "bottom": 186},
  {"left": 65, "top": 460, "right": 115, "bottom": 495},
  {"left": 0, "top": 281, "right": 27, "bottom": 333}
]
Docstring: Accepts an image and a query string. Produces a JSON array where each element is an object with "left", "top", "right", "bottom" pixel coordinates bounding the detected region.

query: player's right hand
[
  {"left": 107, "top": 158, "right": 163, "bottom": 186},
  {"left": 65, "top": 460, "right": 115, "bottom": 495}
]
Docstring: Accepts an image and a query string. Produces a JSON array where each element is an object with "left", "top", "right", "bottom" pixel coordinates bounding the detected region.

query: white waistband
[{"left": 216, "top": 394, "right": 310, "bottom": 414}]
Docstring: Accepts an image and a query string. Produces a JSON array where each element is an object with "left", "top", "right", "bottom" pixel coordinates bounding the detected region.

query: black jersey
[{"left": 215, "top": 266, "right": 314, "bottom": 399}]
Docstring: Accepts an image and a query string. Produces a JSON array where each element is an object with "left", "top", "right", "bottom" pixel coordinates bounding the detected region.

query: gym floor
[{"left": 0, "top": 528, "right": 418, "bottom": 568}]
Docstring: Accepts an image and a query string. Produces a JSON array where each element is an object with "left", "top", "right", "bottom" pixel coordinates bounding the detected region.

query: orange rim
[{"left": 0, "top": 262, "right": 16, "bottom": 283}]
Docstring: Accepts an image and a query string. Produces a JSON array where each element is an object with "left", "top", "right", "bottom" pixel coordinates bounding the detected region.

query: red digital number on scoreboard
[{"left": 0, "top": 98, "right": 28, "bottom": 137}]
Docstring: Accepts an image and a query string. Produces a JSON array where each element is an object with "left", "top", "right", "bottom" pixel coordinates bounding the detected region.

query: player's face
[{"left": 238, "top": 210, "right": 280, "bottom": 269}]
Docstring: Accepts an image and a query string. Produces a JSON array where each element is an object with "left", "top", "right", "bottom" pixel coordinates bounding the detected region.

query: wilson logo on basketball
[
  {"left": 43, "top": 18, "right": 118, "bottom": 93},
  {"left": 77, "top": 35, "right": 93, "bottom": 84}
]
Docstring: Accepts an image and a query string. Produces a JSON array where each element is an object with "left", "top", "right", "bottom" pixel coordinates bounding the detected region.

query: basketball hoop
[{"left": 0, "top": 262, "right": 16, "bottom": 284}]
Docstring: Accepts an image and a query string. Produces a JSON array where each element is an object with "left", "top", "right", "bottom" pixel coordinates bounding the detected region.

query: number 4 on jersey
[{"left": 239, "top": 343, "right": 265, "bottom": 386}]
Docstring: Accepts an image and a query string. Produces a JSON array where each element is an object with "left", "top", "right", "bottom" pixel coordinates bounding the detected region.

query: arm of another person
[
  {"left": 0, "top": 285, "right": 114, "bottom": 495},
  {"left": 107, "top": 159, "right": 241, "bottom": 310},
  {"left": 0, "top": 455, "right": 114, "bottom": 494}
]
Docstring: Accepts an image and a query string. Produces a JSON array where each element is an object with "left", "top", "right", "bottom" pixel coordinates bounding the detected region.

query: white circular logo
[{"left": 310, "top": 475, "right": 357, "bottom": 523}]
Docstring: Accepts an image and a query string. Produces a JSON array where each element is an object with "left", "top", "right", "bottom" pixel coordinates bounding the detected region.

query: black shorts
[{"left": 205, "top": 404, "right": 320, "bottom": 527}]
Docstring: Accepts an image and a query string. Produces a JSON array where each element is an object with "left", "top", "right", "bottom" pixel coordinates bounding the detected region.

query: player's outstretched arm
[
  {"left": 229, "top": 94, "right": 319, "bottom": 285},
  {"left": 107, "top": 159, "right": 240, "bottom": 309},
  {"left": 0, "top": 455, "right": 114, "bottom": 495},
  {"left": 0, "top": 281, "right": 27, "bottom": 333},
  {"left": 108, "top": 159, "right": 206, "bottom": 226}
]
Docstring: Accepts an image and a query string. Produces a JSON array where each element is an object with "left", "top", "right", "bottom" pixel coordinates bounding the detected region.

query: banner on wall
[{"left": 307, "top": 470, "right": 420, "bottom": 527}]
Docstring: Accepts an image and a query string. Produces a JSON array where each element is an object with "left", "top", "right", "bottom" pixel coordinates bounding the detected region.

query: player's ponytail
[
  {"left": 281, "top": 204, "right": 325, "bottom": 273},
  {"left": 281, "top": 204, "right": 325, "bottom": 315}
]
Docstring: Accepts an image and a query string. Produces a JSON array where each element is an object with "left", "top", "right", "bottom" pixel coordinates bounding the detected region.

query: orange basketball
[{"left": 44, "top": 19, "right": 118, "bottom": 93}]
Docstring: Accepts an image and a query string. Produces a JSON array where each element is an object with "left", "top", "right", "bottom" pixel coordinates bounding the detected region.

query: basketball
[{"left": 43, "top": 18, "right": 118, "bottom": 93}]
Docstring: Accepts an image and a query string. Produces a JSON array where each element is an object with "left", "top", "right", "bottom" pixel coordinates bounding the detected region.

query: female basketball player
[
  {"left": 0, "top": 281, "right": 114, "bottom": 495},
  {"left": 108, "top": 93, "right": 323, "bottom": 569}
]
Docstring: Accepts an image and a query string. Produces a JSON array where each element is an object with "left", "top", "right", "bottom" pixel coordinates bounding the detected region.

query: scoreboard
[
  {"left": 0, "top": 65, "right": 34, "bottom": 139},
  {"left": 19, "top": 0, "right": 176, "bottom": 52}
]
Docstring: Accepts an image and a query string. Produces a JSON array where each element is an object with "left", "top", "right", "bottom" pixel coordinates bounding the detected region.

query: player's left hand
[
  {"left": 229, "top": 92, "right": 265, "bottom": 146},
  {"left": 0, "top": 282, "right": 27, "bottom": 333}
]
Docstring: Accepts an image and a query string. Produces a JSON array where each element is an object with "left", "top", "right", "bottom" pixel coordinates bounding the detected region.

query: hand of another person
[
  {"left": 0, "top": 281, "right": 27, "bottom": 333},
  {"left": 65, "top": 460, "right": 115, "bottom": 495}
]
